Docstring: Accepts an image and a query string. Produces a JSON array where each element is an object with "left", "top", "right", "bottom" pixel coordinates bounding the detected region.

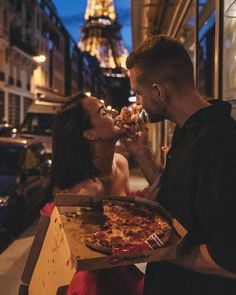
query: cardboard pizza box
[{"left": 21, "top": 194, "right": 188, "bottom": 295}]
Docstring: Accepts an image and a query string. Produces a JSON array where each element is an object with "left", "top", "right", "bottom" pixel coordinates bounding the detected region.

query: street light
[
  {"left": 32, "top": 54, "right": 46, "bottom": 63},
  {"left": 85, "top": 91, "right": 92, "bottom": 96}
]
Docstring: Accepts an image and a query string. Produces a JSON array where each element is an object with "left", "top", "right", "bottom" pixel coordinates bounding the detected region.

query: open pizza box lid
[{"left": 21, "top": 194, "right": 188, "bottom": 294}]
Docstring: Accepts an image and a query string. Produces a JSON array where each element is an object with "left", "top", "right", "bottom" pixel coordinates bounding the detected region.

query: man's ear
[
  {"left": 152, "top": 83, "right": 165, "bottom": 104},
  {"left": 83, "top": 129, "right": 97, "bottom": 141}
]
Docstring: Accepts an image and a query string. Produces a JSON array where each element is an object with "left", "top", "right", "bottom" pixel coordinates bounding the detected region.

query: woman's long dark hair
[{"left": 52, "top": 92, "right": 98, "bottom": 190}]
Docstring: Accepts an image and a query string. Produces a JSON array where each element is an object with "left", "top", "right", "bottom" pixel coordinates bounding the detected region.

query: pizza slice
[{"left": 115, "top": 104, "right": 142, "bottom": 128}]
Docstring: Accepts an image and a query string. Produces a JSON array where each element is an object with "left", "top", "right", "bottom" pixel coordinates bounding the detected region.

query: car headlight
[{"left": 0, "top": 195, "right": 10, "bottom": 207}]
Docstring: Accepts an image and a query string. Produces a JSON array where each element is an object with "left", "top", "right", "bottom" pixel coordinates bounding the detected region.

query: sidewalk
[
  {"left": 0, "top": 221, "right": 38, "bottom": 295},
  {"left": 0, "top": 168, "right": 148, "bottom": 295}
]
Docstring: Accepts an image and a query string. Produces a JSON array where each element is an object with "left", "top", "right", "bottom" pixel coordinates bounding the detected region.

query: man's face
[{"left": 129, "top": 68, "right": 167, "bottom": 123}]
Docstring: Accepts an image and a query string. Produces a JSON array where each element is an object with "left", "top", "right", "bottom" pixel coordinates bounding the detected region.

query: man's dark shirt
[{"left": 144, "top": 100, "right": 236, "bottom": 295}]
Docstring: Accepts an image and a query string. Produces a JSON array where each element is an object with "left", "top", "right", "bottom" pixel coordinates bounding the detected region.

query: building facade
[
  {"left": 0, "top": 0, "right": 82, "bottom": 127},
  {"left": 78, "top": 51, "right": 110, "bottom": 102}
]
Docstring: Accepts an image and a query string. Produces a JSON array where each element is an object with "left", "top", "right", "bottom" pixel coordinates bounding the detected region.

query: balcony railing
[{"left": 9, "top": 31, "right": 37, "bottom": 56}]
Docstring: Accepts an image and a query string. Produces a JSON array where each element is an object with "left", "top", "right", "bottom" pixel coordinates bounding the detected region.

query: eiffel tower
[
  {"left": 79, "top": 0, "right": 130, "bottom": 109},
  {"left": 79, "top": 0, "right": 128, "bottom": 71}
]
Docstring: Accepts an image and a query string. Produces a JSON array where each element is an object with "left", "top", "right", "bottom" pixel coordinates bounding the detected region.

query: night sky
[{"left": 52, "top": 0, "right": 132, "bottom": 52}]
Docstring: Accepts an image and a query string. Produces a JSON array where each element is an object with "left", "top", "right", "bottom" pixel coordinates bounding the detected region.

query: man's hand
[
  {"left": 121, "top": 119, "right": 149, "bottom": 157},
  {"left": 171, "top": 244, "right": 236, "bottom": 279},
  {"left": 121, "top": 119, "right": 163, "bottom": 185}
]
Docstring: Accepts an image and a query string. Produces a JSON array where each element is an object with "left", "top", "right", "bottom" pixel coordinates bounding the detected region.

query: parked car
[
  {"left": 0, "top": 137, "right": 52, "bottom": 236},
  {"left": 0, "top": 124, "right": 17, "bottom": 138},
  {"left": 19, "top": 99, "right": 61, "bottom": 155}
]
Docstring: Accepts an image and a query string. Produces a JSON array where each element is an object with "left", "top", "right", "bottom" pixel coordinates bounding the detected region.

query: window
[
  {"left": 23, "top": 97, "right": 32, "bottom": 116},
  {"left": 24, "top": 147, "right": 40, "bottom": 170},
  {"left": 0, "top": 50, "right": 4, "bottom": 72},
  {"left": 223, "top": 0, "right": 236, "bottom": 100},
  {"left": 20, "top": 113, "right": 54, "bottom": 136},
  {"left": 0, "top": 145, "right": 22, "bottom": 173},
  {"left": 198, "top": 9, "right": 215, "bottom": 98},
  {"left": 0, "top": 72, "right": 5, "bottom": 81},
  {"left": 36, "top": 13, "right": 40, "bottom": 30},
  {"left": 8, "top": 93, "right": 20, "bottom": 127},
  {"left": 0, "top": 91, "right": 4, "bottom": 122},
  {"left": 16, "top": 0, "right": 22, "bottom": 13},
  {"left": 44, "top": 5, "right": 51, "bottom": 17},
  {"left": 3, "top": 9, "right": 8, "bottom": 28},
  {"left": 175, "top": 1, "right": 215, "bottom": 98},
  {"left": 16, "top": 63, "right": 21, "bottom": 87},
  {"left": 175, "top": 3, "right": 195, "bottom": 66}
]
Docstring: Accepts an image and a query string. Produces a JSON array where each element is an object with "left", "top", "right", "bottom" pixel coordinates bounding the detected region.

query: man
[{"left": 124, "top": 35, "right": 236, "bottom": 294}]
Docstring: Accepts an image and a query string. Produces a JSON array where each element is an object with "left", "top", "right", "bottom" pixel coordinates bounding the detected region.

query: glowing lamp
[{"left": 33, "top": 55, "right": 46, "bottom": 63}]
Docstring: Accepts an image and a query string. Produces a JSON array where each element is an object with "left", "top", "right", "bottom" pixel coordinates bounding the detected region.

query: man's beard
[{"left": 146, "top": 105, "right": 166, "bottom": 123}]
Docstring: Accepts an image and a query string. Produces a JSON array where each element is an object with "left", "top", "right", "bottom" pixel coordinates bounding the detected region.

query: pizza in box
[{"left": 85, "top": 200, "right": 173, "bottom": 255}]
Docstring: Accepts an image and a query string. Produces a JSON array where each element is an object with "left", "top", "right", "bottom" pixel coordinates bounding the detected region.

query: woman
[{"left": 52, "top": 92, "right": 144, "bottom": 295}]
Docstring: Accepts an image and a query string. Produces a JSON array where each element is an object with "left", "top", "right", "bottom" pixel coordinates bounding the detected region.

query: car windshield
[
  {"left": 0, "top": 145, "right": 23, "bottom": 174},
  {"left": 20, "top": 113, "right": 54, "bottom": 136}
]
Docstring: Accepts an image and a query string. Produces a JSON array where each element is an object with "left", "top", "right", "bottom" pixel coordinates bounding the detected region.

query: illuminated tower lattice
[{"left": 79, "top": 0, "right": 128, "bottom": 71}]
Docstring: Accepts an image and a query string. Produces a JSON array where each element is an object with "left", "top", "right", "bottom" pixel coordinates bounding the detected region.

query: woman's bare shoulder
[
  {"left": 61, "top": 178, "right": 104, "bottom": 195},
  {"left": 113, "top": 153, "right": 129, "bottom": 179},
  {"left": 114, "top": 152, "right": 128, "bottom": 168}
]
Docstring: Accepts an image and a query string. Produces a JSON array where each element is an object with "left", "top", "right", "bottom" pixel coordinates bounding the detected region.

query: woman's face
[{"left": 82, "top": 96, "right": 125, "bottom": 141}]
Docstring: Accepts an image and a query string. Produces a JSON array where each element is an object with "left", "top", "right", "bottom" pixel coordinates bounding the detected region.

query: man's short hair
[{"left": 126, "top": 35, "right": 195, "bottom": 90}]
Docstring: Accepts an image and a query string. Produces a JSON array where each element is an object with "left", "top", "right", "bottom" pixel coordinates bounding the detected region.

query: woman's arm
[{"left": 114, "top": 153, "right": 130, "bottom": 195}]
